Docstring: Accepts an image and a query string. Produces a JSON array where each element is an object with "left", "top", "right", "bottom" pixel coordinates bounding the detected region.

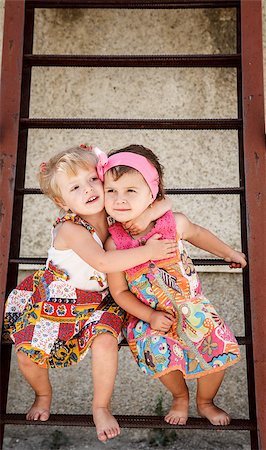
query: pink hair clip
[
  {"left": 79, "top": 144, "right": 93, "bottom": 151},
  {"left": 39, "top": 162, "right": 47, "bottom": 173}
]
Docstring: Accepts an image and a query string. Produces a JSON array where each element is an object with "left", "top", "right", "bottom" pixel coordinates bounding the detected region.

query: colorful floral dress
[
  {"left": 3, "top": 214, "right": 125, "bottom": 368},
  {"left": 109, "top": 211, "right": 240, "bottom": 379}
]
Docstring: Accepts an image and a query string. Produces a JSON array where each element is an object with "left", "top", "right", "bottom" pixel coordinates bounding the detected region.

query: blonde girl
[{"left": 3, "top": 145, "right": 176, "bottom": 442}]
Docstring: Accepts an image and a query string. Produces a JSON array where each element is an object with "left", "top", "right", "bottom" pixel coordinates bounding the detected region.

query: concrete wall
[{"left": 1, "top": 3, "right": 266, "bottom": 449}]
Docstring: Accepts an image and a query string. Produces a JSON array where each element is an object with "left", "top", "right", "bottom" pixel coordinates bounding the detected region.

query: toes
[
  {"left": 106, "top": 426, "right": 120, "bottom": 439},
  {"left": 26, "top": 409, "right": 50, "bottom": 422},
  {"left": 178, "top": 417, "right": 187, "bottom": 425},
  {"left": 98, "top": 426, "right": 120, "bottom": 442},
  {"left": 164, "top": 414, "right": 187, "bottom": 425},
  {"left": 33, "top": 412, "right": 40, "bottom": 421},
  {"left": 97, "top": 431, "right": 108, "bottom": 443},
  {"left": 39, "top": 410, "right": 50, "bottom": 421},
  {"left": 211, "top": 415, "right": 230, "bottom": 426}
]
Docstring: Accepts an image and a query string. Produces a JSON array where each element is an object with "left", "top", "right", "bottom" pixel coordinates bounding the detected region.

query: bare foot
[
  {"left": 93, "top": 407, "right": 120, "bottom": 442},
  {"left": 26, "top": 394, "right": 51, "bottom": 421},
  {"left": 164, "top": 394, "right": 189, "bottom": 425},
  {"left": 197, "top": 402, "right": 231, "bottom": 425}
]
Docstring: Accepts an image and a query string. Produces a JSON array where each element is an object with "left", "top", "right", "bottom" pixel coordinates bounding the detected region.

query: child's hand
[
  {"left": 122, "top": 209, "right": 152, "bottom": 235},
  {"left": 149, "top": 310, "right": 175, "bottom": 332},
  {"left": 145, "top": 234, "right": 178, "bottom": 260},
  {"left": 224, "top": 250, "right": 247, "bottom": 269}
]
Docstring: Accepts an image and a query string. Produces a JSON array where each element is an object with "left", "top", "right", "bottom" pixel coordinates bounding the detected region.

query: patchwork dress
[
  {"left": 3, "top": 214, "right": 125, "bottom": 368},
  {"left": 109, "top": 211, "right": 240, "bottom": 379}
]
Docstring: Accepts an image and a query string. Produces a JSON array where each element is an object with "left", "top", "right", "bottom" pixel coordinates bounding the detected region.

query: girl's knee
[
  {"left": 91, "top": 333, "right": 118, "bottom": 350},
  {"left": 17, "top": 350, "right": 32, "bottom": 367}
]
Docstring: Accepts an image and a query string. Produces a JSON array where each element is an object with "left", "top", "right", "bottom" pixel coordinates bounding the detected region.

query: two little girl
[{"left": 4, "top": 143, "right": 246, "bottom": 442}]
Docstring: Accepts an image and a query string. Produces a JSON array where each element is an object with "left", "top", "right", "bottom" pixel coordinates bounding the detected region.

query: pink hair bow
[
  {"left": 95, "top": 147, "right": 108, "bottom": 181},
  {"left": 79, "top": 144, "right": 108, "bottom": 180},
  {"left": 39, "top": 162, "right": 47, "bottom": 173}
]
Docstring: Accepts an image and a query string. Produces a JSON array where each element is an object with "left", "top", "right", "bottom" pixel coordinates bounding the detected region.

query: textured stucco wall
[{"left": 1, "top": 3, "right": 266, "bottom": 450}]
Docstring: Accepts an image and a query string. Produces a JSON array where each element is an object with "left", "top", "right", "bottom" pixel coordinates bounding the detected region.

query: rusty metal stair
[{"left": 1, "top": 1, "right": 265, "bottom": 449}]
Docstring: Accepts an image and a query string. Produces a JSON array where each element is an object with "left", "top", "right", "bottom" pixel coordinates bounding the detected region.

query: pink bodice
[{"left": 108, "top": 211, "right": 178, "bottom": 276}]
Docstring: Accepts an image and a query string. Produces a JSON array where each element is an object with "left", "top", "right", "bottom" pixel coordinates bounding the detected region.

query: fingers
[
  {"left": 229, "top": 259, "right": 247, "bottom": 269},
  {"left": 229, "top": 262, "right": 242, "bottom": 269},
  {"left": 128, "top": 227, "right": 140, "bottom": 235},
  {"left": 122, "top": 221, "right": 136, "bottom": 233},
  {"left": 151, "top": 233, "right": 162, "bottom": 240}
]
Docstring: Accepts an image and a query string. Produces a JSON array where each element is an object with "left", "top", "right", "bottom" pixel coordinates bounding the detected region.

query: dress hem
[{"left": 151, "top": 354, "right": 241, "bottom": 380}]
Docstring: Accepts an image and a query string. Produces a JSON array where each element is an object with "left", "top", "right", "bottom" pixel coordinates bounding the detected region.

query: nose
[
  {"left": 85, "top": 182, "right": 93, "bottom": 193},
  {"left": 114, "top": 193, "right": 126, "bottom": 204}
]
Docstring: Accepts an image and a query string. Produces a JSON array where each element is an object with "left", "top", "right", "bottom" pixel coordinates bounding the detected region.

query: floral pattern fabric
[
  {"left": 3, "top": 215, "right": 125, "bottom": 368},
  {"left": 109, "top": 211, "right": 240, "bottom": 379}
]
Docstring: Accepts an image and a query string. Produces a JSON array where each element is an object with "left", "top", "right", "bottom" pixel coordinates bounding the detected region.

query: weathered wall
[{"left": 1, "top": 3, "right": 266, "bottom": 449}]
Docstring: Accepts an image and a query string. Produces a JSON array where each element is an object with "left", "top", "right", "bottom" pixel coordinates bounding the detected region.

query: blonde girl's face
[
  {"left": 104, "top": 170, "right": 153, "bottom": 223},
  {"left": 56, "top": 165, "right": 105, "bottom": 220}
]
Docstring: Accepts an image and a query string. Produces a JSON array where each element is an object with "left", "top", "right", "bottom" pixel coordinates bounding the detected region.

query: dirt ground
[{"left": 3, "top": 426, "right": 252, "bottom": 450}]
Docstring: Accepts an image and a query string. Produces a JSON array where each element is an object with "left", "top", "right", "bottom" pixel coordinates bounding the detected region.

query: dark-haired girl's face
[{"left": 104, "top": 170, "right": 153, "bottom": 223}]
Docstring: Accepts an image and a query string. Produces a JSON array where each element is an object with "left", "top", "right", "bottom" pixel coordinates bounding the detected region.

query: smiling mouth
[{"left": 86, "top": 196, "right": 97, "bottom": 203}]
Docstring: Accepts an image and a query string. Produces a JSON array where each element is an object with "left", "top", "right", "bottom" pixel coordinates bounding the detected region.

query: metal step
[
  {"left": 7, "top": 257, "right": 240, "bottom": 266},
  {"left": 20, "top": 118, "right": 242, "bottom": 130},
  {"left": 0, "top": 336, "right": 250, "bottom": 346},
  {"left": 1, "top": 414, "right": 255, "bottom": 430},
  {"left": 24, "top": 54, "right": 241, "bottom": 68},
  {"left": 15, "top": 187, "right": 244, "bottom": 195},
  {"left": 25, "top": 0, "right": 240, "bottom": 10}
]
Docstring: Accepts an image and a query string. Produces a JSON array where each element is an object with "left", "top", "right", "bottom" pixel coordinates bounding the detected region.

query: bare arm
[
  {"left": 121, "top": 197, "right": 172, "bottom": 235},
  {"left": 54, "top": 221, "right": 177, "bottom": 273},
  {"left": 106, "top": 238, "right": 175, "bottom": 331},
  {"left": 175, "top": 212, "right": 247, "bottom": 268}
]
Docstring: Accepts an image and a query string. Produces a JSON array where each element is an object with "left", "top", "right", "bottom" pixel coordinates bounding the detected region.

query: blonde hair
[{"left": 39, "top": 146, "right": 98, "bottom": 203}]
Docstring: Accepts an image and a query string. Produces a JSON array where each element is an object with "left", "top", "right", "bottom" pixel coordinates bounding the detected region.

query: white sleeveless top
[{"left": 47, "top": 227, "right": 108, "bottom": 291}]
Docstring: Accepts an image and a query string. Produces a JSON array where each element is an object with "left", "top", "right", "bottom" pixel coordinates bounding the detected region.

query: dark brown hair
[{"left": 107, "top": 145, "right": 165, "bottom": 200}]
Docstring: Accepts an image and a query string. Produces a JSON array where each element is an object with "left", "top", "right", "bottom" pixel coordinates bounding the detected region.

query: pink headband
[{"left": 97, "top": 152, "right": 159, "bottom": 200}]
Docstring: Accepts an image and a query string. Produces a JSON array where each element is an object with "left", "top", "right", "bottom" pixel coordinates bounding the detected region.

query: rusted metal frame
[
  {"left": 0, "top": 0, "right": 25, "bottom": 343},
  {"left": 0, "top": 2, "right": 26, "bottom": 449},
  {"left": 25, "top": 0, "right": 240, "bottom": 8},
  {"left": 240, "top": 2, "right": 266, "bottom": 450},
  {"left": 7, "top": 9, "right": 35, "bottom": 293},
  {"left": 20, "top": 118, "right": 242, "bottom": 129},
  {"left": 236, "top": 6, "right": 259, "bottom": 450},
  {"left": 0, "top": 413, "right": 256, "bottom": 430},
  {"left": 24, "top": 54, "right": 241, "bottom": 68},
  {"left": 0, "top": 4, "right": 34, "bottom": 450}
]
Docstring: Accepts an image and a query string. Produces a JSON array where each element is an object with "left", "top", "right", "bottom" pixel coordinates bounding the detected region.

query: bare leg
[
  {"left": 91, "top": 333, "right": 120, "bottom": 442},
  {"left": 196, "top": 370, "right": 230, "bottom": 425},
  {"left": 159, "top": 370, "right": 189, "bottom": 425},
  {"left": 17, "top": 351, "right": 52, "bottom": 421}
]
